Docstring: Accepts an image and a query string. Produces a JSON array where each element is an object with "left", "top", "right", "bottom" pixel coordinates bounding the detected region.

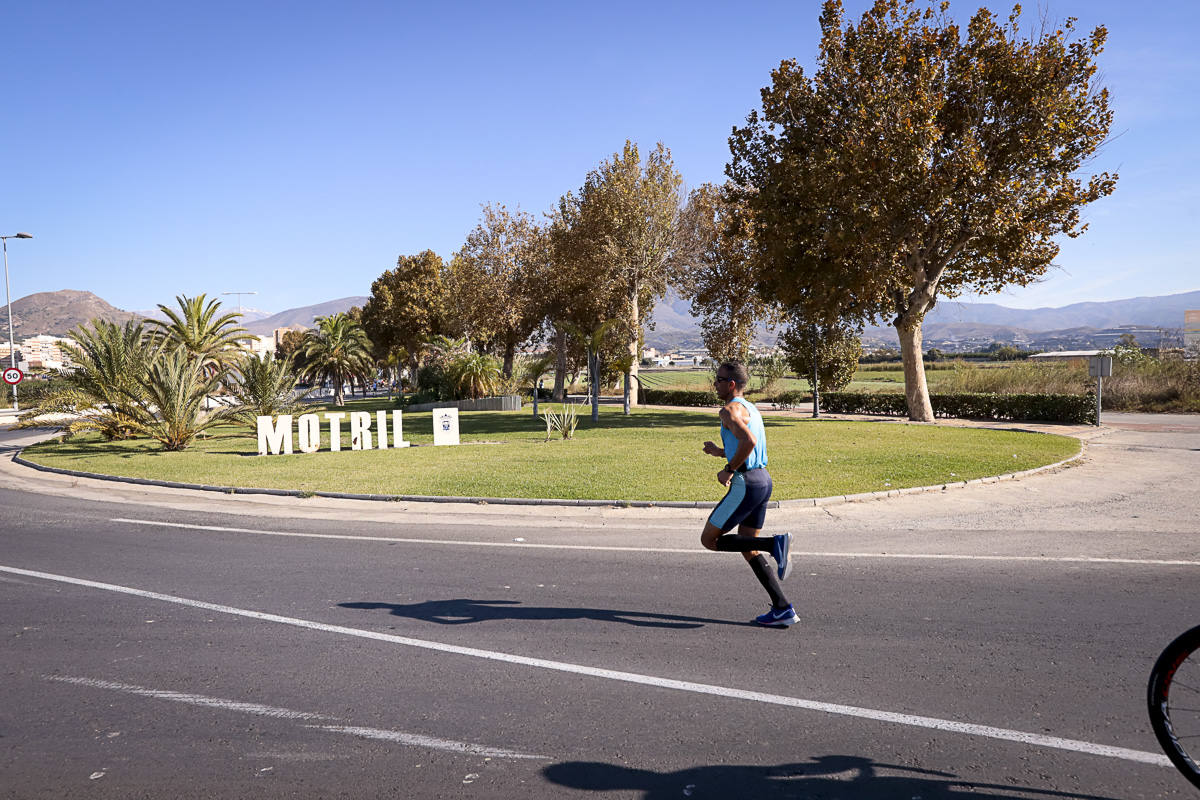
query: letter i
[{"left": 376, "top": 410, "right": 388, "bottom": 450}]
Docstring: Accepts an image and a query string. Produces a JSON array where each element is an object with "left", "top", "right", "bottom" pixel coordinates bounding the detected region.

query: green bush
[
  {"left": 767, "top": 389, "right": 812, "bottom": 409},
  {"left": 822, "top": 391, "right": 1096, "bottom": 424},
  {"left": 639, "top": 387, "right": 719, "bottom": 406}
]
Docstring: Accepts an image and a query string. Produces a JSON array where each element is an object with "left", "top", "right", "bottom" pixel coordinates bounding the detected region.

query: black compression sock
[
  {"left": 714, "top": 533, "right": 774, "bottom": 553},
  {"left": 748, "top": 554, "right": 790, "bottom": 610}
]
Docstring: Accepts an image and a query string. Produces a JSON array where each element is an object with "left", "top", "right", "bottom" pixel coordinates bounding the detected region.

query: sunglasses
[{"left": 714, "top": 375, "right": 734, "bottom": 385}]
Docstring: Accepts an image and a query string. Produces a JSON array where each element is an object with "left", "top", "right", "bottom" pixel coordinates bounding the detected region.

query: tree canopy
[
  {"left": 361, "top": 250, "right": 449, "bottom": 385},
  {"left": 676, "top": 183, "right": 774, "bottom": 364},
  {"left": 575, "top": 140, "right": 684, "bottom": 408},
  {"left": 448, "top": 203, "right": 546, "bottom": 376},
  {"left": 728, "top": 0, "right": 1116, "bottom": 420}
]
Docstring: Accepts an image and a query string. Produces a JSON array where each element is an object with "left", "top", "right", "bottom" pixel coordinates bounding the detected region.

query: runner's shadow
[
  {"left": 542, "top": 755, "right": 1125, "bottom": 799},
  {"left": 339, "top": 599, "right": 747, "bottom": 629}
]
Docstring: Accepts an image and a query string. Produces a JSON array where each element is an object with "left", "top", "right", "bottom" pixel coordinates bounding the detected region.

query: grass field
[
  {"left": 635, "top": 367, "right": 916, "bottom": 395},
  {"left": 21, "top": 400, "right": 1080, "bottom": 501}
]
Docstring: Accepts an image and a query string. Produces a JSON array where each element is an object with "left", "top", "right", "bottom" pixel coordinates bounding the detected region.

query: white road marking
[
  {"left": 5, "top": 564, "right": 1171, "bottom": 768},
  {"left": 43, "top": 674, "right": 546, "bottom": 760},
  {"left": 303, "top": 725, "right": 544, "bottom": 758},
  {"left": 45, "top": 676, "right": 332, "bottom": 721},
  {"left": 110, "top": 517, "right": 1200, "bottom": 566}
]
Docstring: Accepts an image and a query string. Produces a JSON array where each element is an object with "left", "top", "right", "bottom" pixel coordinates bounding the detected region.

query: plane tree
[
  {"left": 676, "top": 183, "right": 775, "bottom": 365},
  {"left": 448, "top": 203, "right": 545, "bottom": 377},
  {"left": 576, "top": 140, "right": 684, "bottom": 409},
  {"left": 361, "top": 250, "right": 450, "bottom": 389},
  {"left": 728, "top": 0, "right": 1116, "bottom": 420}
]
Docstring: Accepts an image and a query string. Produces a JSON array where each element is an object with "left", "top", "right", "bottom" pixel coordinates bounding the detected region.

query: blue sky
[{"left": 2, "top": 0, "right": 1197, "bottom": 316}]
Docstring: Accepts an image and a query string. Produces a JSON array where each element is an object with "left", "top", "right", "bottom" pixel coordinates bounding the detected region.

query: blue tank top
[{"left": 721, "top": 396, "right": 767, "bottom": 469}]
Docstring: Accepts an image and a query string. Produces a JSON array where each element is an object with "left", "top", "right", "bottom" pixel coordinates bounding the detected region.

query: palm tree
[
  {"left": 147, "top": 293, "right": 251, "bottom": 377},
  {"left": 226, "top": 352, "right": 312, "bottom": 426},
  {"left": 16, "top": 319, "right": 155, "bottom": 440},
  {"left": 127, "top": 347, "right": 237, "bottom": 450},
  {"left": 448, "top": 352, "right": 502, "bottom": 400},
  {"left": 519, "top": 352, "right": 556, "bottom": 417},
  {"left": 301, "top": 313, "right": 373, "bottom": 406}
]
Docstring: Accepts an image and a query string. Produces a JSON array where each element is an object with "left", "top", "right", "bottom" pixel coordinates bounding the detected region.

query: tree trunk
[
  {"left": 502, "top": 342, "right": 515, "bottom": 378},
  {"left": 811, "top": 326, "right": 820, "bottom": 418},
  {"left": 553, "top": 326, "right": 567, "bottom": 402},
  {"left": 896, "top": 320, "right": 934, "bottom": 422},
  {"left": 589, "top": 349, "right": 599, "bottom": 422},
  {"left": 627, "top": 287, "right": 640, "bottom": 408}
]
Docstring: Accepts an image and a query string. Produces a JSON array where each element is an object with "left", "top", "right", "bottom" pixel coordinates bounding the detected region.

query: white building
[
  {"left": 1186, "top": 310, "right": 1200, "bottom": 354},
  {"left": 3, "top": 335, "right": 75, "bottom": 370},
  {"left": 249, "top": 335, "right": 276, "bottom": 358}
]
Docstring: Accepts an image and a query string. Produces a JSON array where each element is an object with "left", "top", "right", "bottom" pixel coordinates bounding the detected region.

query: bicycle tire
[{"left": 1148, "top": 624, "right": 1200, "bottom": 790}]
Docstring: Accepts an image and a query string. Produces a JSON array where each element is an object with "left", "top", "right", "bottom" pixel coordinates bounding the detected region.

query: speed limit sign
[{"left": 3, "top": 367, "right": 23, "bottom": 385}]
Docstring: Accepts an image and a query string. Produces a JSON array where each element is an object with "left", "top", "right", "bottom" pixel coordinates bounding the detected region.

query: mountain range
[{"left": 7, "top": 288, "right": 1199, "bottom": 352}]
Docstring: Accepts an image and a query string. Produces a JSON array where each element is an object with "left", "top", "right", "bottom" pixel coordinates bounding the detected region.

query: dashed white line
[
  {"left": 110, "top": 517, "right": 1200, "bottom": 566},
  {"left": 4, "top": 564, "right": 1171, "bottom": 768},
  {"left": 43, "top": 675, "right": 546, "bottom": 760}
]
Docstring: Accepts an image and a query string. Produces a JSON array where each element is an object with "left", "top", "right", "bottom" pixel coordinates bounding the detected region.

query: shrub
[
  {"left": 938, "top": 361, "right": 1088, "bottom": 394},
  {"left": 226, "top": 353, "right": 311, "bottom": 427},
  {"left": 1102, "top": 356, "right": 1200, "bottom": 412},
  {"left": 779, "top": 323, "right": 861, "bottom": 393},
  {"left": 821, "top": 391, "right": 1097, "bottom": 424},
  {"left": 639, "top": 387, "right": 720, "bottom": 406},
  {"left": 448, "top": 353, "right": 503, "bottom": 400},
  {"left": 541, "top": 403, "right": 583, "bottom": 440},
  {"left": 128, "top": 348, "right": 239, "bottom": 450}
]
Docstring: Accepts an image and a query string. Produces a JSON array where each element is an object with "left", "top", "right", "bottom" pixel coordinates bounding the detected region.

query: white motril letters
[{"left": 256, "top": 410, "right": 416, "bottom": 456}]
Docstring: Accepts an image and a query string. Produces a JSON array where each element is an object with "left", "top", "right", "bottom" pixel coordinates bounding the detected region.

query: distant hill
[
  {"left": 13, "top": 287, "right": 1198, "bottom": 352},
  {"left": 7, "top": 290, "right": 141, "bottom": 339},
  {"left": 920, "top": 290, "right": 1200, "bottom": 331},
  {"left": 242, "top": 297, "right": 369, "bottom": 335},
  {"left": 135, "top": 306, "right": 274, "bottom": 325}
]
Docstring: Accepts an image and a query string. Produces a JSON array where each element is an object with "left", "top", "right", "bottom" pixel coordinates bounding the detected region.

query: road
[{"left": 1, "top": 413, "right": 1198, "bottom": 798}]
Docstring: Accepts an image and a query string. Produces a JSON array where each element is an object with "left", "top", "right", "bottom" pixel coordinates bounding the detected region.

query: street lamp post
[
  {"left": 222, "top": 290, "right": 257, "bottom": 315},
  {"left": 2, "top": 232, "right": 33, "bottom": 411}
]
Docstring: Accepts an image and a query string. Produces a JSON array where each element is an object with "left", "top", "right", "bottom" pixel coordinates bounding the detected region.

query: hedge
[
  {"left": 821, "top": 391, "right": 1097, "bottom": 424},
  {"left": 766, "top": 390, "right": 812, "bottom": 409},
  {"left": 639, "top": 387, "right": 719, "bottom": 407}
]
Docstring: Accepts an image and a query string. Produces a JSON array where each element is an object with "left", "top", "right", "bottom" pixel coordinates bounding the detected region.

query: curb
[{"left": 10, "top": 436, "right": 1088, "bottom": 511}]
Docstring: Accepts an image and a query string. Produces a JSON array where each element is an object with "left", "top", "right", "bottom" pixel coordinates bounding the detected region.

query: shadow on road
[
  {"left": 339, "top": 598, "right": 747, "bottom": 629},
  {"left": 542, "top": 755, "right": 1123, "bottom": 799}
]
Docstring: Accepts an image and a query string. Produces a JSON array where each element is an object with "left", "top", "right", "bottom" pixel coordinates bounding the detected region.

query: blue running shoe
[
  {"left": 773, "top": 532, "right": 794, "bottom": 580},
  {"left": 755, "top": 604, "right": 799, "bottom": 627}
]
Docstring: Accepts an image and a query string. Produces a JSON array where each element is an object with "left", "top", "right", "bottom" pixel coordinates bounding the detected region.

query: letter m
[{"left": 257, "top": 414, "right": 294, "bottom": 455}]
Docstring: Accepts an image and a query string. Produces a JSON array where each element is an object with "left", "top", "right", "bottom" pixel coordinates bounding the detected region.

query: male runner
[{"left": 700, "top": 361, "right": 797, "bottom": 627}]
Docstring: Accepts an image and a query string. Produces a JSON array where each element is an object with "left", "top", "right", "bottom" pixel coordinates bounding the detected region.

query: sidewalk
[{"left": 0, "top": 405, "right": 1111, "bottom": 526}]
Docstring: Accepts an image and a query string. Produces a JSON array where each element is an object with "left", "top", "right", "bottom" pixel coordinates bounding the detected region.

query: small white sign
[
  {"left": 432, "top": 407, "right": 460, "bottom": 446},
  {"left": 1088, "top": 356, "right": 1113, "bottom": 378},
  {"left": 2, "top": 367, "right": 22, "bottom": 385}
]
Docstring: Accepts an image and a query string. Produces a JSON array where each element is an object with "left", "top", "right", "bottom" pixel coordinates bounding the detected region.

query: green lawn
[
  {"left": 636, "top": 367, "right": 1007, "bottom": 394},
  {"left": 22, "top": 400, "right": 1080, "bottom": 501}
]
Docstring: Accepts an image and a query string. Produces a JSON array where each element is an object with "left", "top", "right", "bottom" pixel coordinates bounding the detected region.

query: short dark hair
[{"left": 719, "top": 361, "right": 749, "bottom": 388}]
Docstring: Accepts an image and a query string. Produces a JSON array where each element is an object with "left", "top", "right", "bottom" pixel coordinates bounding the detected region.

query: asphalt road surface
[{"left": 2, "top": 414, "right": 1199, "bottom": 798}]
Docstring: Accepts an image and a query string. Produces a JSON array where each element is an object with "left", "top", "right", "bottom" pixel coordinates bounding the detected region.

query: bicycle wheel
[{"left": 1148, "top": 624, "right": 1200, "bottom": 790}]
